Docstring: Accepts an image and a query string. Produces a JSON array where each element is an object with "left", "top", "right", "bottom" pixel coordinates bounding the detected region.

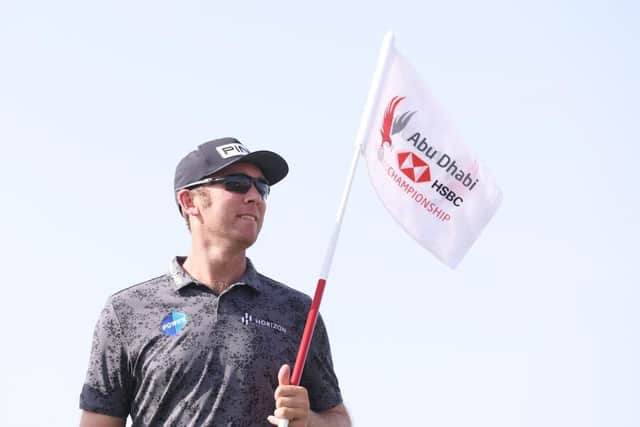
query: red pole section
[
  {"left": 290, "top": 278, "right": 327, "bottom": 385},
  {"left": 278, "top": 32, "right": 396, "bottom": 427}
]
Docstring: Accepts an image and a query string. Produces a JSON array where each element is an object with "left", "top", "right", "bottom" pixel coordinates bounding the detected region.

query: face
[{"left": 187, "top": 162, "right": 267, "bottom": 251}]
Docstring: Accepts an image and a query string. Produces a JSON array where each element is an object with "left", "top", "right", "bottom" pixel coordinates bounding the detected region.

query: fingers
[
  {"left": 271, "top": 388, "right": 309, "bottom": 424},
  {"left": 271, "top": 364, "right": 310, "bottom": 427},
  {"left": 268, "top": 404, "right": 307, "bottom": 424},
  {"left": 266, "top": 415, "right": 283, "bottom": 426},
  {"left": 278, "top": 363, "right": 290, "bottom": 386},
  {"left": 275, "top": 393, "right": 309, "bottom": 410}
]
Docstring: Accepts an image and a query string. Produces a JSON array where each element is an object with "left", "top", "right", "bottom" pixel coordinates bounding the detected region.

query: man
[{"left": 79, "top": 137, "right": 350, "bottom": 427}]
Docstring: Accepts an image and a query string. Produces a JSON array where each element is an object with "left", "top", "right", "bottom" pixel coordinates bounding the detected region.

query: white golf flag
[{"left": 362, "top": 42, "right": 502, "bottom": 268}]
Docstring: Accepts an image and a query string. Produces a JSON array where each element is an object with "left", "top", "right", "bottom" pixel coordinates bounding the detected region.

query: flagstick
[{"left": 278, "top": 31, "right": 396, "bottom": 427}]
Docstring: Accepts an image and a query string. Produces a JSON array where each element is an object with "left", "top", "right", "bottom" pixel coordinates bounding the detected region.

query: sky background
[{"left": 1, "top": 1, "right": 638, "bottom": 426}]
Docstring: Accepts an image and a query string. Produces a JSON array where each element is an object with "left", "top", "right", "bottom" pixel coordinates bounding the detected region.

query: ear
[{"left": 177, "top": 189, "right": 199, "bottom": 217}]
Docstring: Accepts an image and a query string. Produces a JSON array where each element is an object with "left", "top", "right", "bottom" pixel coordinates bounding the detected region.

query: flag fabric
[{"left": 362, "top": 42, "right": 502, "bottom": 268}]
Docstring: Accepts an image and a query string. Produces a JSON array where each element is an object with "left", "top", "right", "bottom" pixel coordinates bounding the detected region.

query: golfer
[{"left": 79, "top": 137, "right": 350, "bottom": 427}]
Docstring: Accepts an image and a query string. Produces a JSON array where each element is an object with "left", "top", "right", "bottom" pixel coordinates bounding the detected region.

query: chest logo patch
[
  {"left": 161, "top": 311, "right": 188, "bottom": 336},
  {"left": 240, "top": 312, "right": 287, "bottom": 334}
]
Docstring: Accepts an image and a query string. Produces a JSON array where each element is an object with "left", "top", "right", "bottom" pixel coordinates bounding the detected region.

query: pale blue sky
[{"left": 1, "top": 1, "right": 638, "bottom": 426}]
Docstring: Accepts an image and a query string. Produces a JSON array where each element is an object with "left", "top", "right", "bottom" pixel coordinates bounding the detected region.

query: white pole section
[{"left": 278, "top": 31, "right": 396, "bottom": 427}]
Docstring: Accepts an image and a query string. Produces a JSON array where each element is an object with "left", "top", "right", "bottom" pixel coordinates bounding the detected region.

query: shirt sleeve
[
  {"left": 79, "top": 298, "right": 133, "bottom": 418},
  {"left": 300, "top": 314, "right": 344, "bottom": 413}
]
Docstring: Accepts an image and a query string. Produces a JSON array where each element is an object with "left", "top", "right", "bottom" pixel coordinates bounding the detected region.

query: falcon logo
[
  {"left": 380, "top": 96, "right": 416, "bottom": 149},
  {"left": 397, "top": 152, "right": 431, "bottom": 183},
  {"left": 380, "top": 96, "right": 428, "bottom": 183}
]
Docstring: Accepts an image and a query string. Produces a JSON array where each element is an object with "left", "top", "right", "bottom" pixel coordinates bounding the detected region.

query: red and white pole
[{"left": 278, "top": 31, "right": 396, "bottom": 427}]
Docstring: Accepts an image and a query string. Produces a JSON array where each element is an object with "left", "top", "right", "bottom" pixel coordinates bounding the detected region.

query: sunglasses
[{"left": 184, "top": 173, "right": 270, "bottom": 200}]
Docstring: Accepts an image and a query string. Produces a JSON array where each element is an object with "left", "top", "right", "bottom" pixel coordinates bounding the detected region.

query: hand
[{"left": 267, "top": 364, "right": 310, "bottom": 427}]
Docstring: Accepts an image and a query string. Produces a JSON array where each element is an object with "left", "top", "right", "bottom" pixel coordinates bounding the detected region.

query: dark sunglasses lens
[
  {"left": 255, "top": 181, "right": 270, "bottom": 198},
  {"left": 223, "top": 175, "right": 270, "bottom": 199},
  {"left": 224, "top": 176, "right": 252, "bottom": 194}
]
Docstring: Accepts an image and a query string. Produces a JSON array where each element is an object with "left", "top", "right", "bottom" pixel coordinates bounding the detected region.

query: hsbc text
[{"left": 431, "top": 180, "right": 463, "bottom": 207}]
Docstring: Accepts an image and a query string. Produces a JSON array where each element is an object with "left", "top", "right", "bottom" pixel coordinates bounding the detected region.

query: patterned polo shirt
[{"left": 80, "top": 257, "right": 343, "bottom": 426}]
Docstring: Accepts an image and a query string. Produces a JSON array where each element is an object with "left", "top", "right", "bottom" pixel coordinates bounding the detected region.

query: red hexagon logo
[{"left": 397, "top": 152, "right": 431, "bottom": 183}]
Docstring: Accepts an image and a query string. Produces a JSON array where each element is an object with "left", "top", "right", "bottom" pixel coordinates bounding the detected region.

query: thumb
[{"left": 278, "top": 364, "right": 291, "bottom": 386}]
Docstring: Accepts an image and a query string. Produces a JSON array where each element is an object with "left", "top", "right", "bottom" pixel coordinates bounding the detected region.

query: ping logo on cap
[
  {"left": 217, "top": 143, "right": 250, "bottom": 159},
  {"left": 161, "top": 311, "right": 188, "bottom": 336}
]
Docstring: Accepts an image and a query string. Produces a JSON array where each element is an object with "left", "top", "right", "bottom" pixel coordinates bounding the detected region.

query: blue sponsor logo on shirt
[{"left": 161, "top": 311, "right": 188, "bottom": 336}]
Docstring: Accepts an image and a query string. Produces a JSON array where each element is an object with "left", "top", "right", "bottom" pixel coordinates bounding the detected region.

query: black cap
[{"left": 174, "top": 137, "right": 289, "bottom": 209}]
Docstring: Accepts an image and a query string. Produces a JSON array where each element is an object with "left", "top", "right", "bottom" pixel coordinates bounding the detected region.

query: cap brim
[{"left": 236, "top": 150, "right": 289, "bottom": 185}]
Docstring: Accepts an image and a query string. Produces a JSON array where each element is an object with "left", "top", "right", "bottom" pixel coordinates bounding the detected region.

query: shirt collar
[{"left": 169, "top": 256, "right": 261, "bottom": 293}]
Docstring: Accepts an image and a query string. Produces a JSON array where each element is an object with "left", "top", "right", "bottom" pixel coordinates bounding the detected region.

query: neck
[{"left": 182, "top": 236, "right": 247, "bottom": 293}]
